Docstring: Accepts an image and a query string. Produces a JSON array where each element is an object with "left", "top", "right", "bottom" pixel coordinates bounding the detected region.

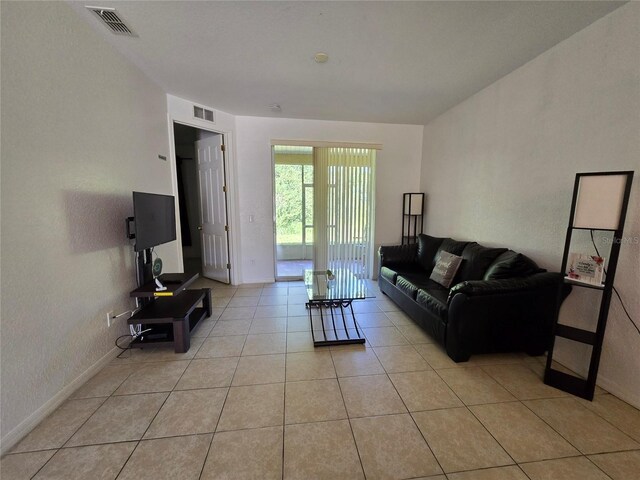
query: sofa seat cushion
[
  {"left": 416, "top": 288, "right": 449, "bottom": 321},
  {"left": 396, "top": 275, "right": 420, "bottom": 299}
]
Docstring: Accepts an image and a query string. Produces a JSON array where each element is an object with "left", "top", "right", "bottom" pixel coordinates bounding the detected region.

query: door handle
[{"left": 197, "top": 226, "right": 203, "bottom": 230}]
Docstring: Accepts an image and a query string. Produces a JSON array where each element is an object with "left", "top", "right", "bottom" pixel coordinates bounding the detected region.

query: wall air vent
[
  {"left": 86, "top": 6, "right": 137, "bottom": 37},
  {"left": 194, "top": 105, "right": 215, "bottom": 123}
]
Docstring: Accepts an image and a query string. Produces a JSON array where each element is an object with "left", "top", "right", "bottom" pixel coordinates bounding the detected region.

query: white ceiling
[{"left": 68, "top": 1, "right": 625, "bottom": 125}]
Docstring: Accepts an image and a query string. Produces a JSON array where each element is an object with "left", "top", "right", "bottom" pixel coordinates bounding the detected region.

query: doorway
[
  {"left": 173, "top": 123, "right": 231, "bottom": 283},
  {"left": 273, "top": 145, "right": 314, "bottom": 280}
]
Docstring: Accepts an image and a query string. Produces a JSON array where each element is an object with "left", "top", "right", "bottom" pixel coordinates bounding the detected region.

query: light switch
[{"left": 249, "top": 215, "right": 254, "bottom": 223}]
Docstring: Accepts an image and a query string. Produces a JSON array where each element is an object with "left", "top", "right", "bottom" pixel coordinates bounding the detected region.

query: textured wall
[
  {"left": 1, "top": 2, "right": 175, "bottom": 442},
  {"left": 234, "top": 116, "right": 424, "bottom": 283},
  {"left": 420, "top": 4, "right": 639, "bottom": 406}
]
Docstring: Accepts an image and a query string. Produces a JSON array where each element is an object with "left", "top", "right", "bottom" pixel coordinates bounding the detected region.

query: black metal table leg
[{"left": 306, "top": 299, "right": 365, "bottom": 347}]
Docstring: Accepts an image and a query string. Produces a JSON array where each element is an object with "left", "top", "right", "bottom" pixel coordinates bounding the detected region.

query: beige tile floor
[{"left": 3, "top": 278, "right": 640, "bottom": 480}]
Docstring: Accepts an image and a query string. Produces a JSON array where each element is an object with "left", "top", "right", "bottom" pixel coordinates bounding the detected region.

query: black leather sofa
[{"left": 378, "top": 234, "right": 569, "bottom": 362}]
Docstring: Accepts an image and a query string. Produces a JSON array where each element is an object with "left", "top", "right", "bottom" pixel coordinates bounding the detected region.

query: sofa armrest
[
  {"left": 448, "top": 272, "right": 565, "bottom": 301},
  {"left": 445, "top": 272, "right": 570, "bottom": 362},
  {"left": 379, "top": 244, "right": 418, "bottom": 268}
]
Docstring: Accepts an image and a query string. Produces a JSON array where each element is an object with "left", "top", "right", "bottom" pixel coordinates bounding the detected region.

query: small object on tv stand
[{"left": 154, "top": 278, "right": 167, "bottom": 292}]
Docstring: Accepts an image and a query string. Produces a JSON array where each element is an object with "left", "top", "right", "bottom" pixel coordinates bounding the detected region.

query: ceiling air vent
[
  {"left": 194, "top": 105, "right": 215, "bottom": 123},
  {"left": 86, "top": 6, "right": 137, "bottom": 37}
]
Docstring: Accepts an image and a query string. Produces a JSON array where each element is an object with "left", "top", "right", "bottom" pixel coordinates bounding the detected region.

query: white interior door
[{"left": 196, "top": 133, "right": 230, "bottom": 283}]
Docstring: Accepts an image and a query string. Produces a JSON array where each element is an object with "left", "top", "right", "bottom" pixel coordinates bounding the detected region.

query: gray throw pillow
[{"left": 429, "top": 251, "right": 463, "bottom": 288}]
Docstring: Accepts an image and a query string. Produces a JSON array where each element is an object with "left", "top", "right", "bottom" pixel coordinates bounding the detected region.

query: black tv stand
[
  {"left": 130, "top": 272, "right": 199, "bottom": 297},
  {"left": 127, "top": 272, "right": 211, "bottom": 353}
]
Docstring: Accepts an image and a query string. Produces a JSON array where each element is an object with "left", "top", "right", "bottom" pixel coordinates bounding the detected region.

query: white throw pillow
[{"left": 429, "top": 251, "right": 463, "bottom": 288}]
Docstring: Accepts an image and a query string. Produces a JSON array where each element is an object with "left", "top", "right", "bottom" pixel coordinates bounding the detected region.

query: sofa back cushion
[
  {"left": 436, "top": 238, "right": 468, "bottom": 258},
  {"left": 457, "top": 243, "right": 508, "bottom": 282},
  {"left": 429, "top": 251, "right": 463, "bottom": 288},
  {"left": 483, "top": 250, "right": 544, "bottom": 280},
  {"left": 417, "top": 234, "right": 445, "bottom": 272}
]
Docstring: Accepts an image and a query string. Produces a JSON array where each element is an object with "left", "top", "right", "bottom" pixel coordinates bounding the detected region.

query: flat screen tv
[{"left": 133, "top": 192, "right": 177, "bottom": 252}]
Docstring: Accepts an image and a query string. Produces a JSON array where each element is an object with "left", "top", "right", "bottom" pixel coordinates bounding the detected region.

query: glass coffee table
[{"left": 304, "top": 269, "right": 374, "bottom": 346}]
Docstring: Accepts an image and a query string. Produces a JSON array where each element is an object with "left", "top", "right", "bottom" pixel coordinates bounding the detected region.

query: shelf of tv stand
[
  {"left": 129, "top": 272, "right": 199, "bottom": 298},
  {"left": 128, "top": 280, "right": 211, "bottom": 353}
]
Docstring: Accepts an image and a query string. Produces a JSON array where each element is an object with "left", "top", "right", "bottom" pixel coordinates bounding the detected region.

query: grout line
[
  {"left": 518, "top": 456, "right": 615, "bottom": 480},
  {"left": 34, "top": 438, "right": 156, "bottom": 450},
  {"left": 15, "top": 281, "right": 638, "bottom": 479},
  {"left": 194, "top": 428, "right": 221, "bottom": 480},
  {"left": 103, "top": 389, "right": 174, "bottom": 478},
  {"left": 567, "top": 395, "right": 640, "bottom": 442},
  {"left": 113, "top": 440, "right": 141, "bottom": 479},
  {"left": 134, "top": 352, "right": 197, "bottom": 438},
  {"left": 427, "top": 358, "right": 522, "bottom": 472},
  {"left": 52, "top": 396, "right": 111, "bottom": 450},
  {"left": 281, "top": 313, "right": 289, "bottom": 480},
  {"left": 328, "top": 347, "right": 367, "bottom": 479},
  {"left": 196, "top": 319, "right": 247, "bottom": 480},
  {"left": 477, "top": 361, "right": 571, "bottom": 401},
  {"left": 519, "top": 397, "right": 639, "bottom": 456},
  {"left": 368, "top": 345, "right": 447, "bottom": 477},
  {"left": 13, "top": 356, "right": 164, "bottom": 470},
  {"left": 519, "top": 398, "right": 590, "bottom": 453},
  {"left": 517, "top": 464, "right": 535, "bottom": 480},
  {"left": 25, "top": 451, "right": 58, "bottom": 479},
  {"left": 585, "top": 453, "right": 632, "bottom": 480}
]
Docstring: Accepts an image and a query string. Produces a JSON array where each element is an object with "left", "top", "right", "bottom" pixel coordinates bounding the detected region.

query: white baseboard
[
  {"left": 242, "top": 277, "right": 276, "bottom": 285},
  {"left": 553, "top": 355, "right": 640, "bottom": 409},
  {"left": 596, "top": 375, "right": 640, "bottom": 409},
  {"left": 0, "top": 346, "right": 120, "bottom": 455}
]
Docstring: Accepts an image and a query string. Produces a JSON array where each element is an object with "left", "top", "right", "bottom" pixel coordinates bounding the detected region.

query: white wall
[
  {"left": 420, "top": 3, "right": 640, "bottom": 406},
  {"left": 0, "top": 2, "right": 176, "bottom": 450},
  {"left": 235, "top": 116, "right": 424, "bottom": 283}
]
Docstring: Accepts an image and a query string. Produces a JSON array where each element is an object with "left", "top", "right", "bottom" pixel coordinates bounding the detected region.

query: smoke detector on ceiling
[
  {"left": 314, "top": 52, "right": 329, "bottom": 64},
  {"left": 86, "top": 6, "right": 137, "bottom": 37}
]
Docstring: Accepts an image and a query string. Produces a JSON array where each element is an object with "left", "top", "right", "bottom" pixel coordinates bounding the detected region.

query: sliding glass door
[{"left": 273, "top": 144, "right": 376, "bottom": 280}]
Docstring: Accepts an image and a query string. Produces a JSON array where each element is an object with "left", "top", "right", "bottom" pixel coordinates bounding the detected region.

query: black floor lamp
[{"left": 402, "top": 193, "right": 424, "bottom": 245}]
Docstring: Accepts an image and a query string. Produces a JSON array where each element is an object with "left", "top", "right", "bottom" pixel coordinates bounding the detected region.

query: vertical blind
[{"left": 314, "top": 147, "right": 376, "bottom": 278}]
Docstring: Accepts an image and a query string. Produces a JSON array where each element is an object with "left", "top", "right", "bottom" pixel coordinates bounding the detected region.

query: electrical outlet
[{"left": 106, "top": 311, "right": 114, "bottom": 327}]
